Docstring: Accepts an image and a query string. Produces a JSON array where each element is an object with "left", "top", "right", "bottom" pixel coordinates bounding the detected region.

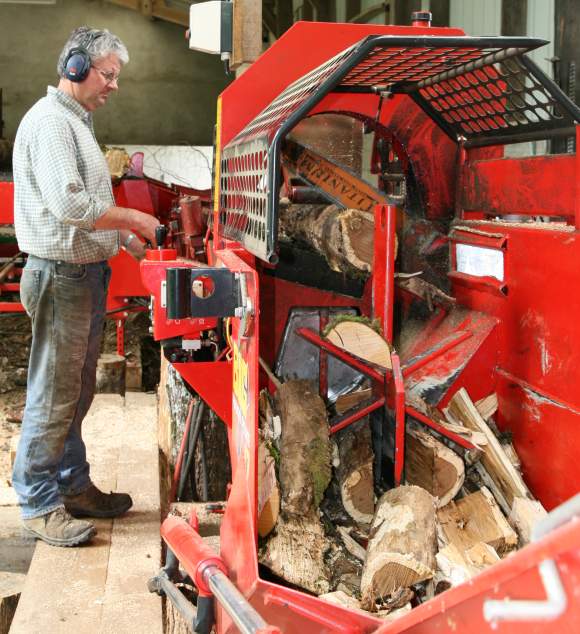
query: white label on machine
[{"left": 456, "top": 244, "right": 504, "bottom": 281}]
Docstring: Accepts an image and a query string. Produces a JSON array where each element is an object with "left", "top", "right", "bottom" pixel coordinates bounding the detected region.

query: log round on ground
[{"left": 360, "top": 485, "right": 437, "bottom": 611}]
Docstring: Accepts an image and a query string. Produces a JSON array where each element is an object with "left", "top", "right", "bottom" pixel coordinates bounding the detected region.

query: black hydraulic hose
[
  {"left": 199, "top": 425, "right": 208, "bottom": 502},
  {"left": 177, "top": 398, "right": 200, "bottom": 501},
  {"left": 179, "top": 399, "right": 206, "bottom": 501}
]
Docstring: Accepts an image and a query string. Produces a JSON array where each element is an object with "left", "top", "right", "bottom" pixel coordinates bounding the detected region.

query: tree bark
[
  {"left": 95, "top": 353, "right": 126, "bottom": 395},
  {"left": 279, "top": 203, "right": 376, "bottom": 276},
  {"left": 360, "top": 485, "right": 437, "bottom": 610}
]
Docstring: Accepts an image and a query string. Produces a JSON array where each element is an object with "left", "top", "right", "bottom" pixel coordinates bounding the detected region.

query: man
[{"left": 12, "top": 26, "right": 160, "bottom": 547}]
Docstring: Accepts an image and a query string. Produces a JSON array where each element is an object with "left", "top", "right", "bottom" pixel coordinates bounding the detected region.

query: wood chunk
[
  {"left": 279, "top": 203, "right": 376, "bottom": 275},
  {"left": 447, "top": 388, "right": 529, "bottom": 507},
  {"left": 336, "top": 420, "right": 375, "bottom": 527},
  {"left": 337, "top": 526, "right": 367, "bottom": 562},
  {"left": 437, "top": 487, "right": 518, "bottom": 554},
  {"left": 260, "top": 516, "right": 331, "bottom": 595},
  {"left": 262, "top": 381, "right": 333, "bottom": 593},
  {"left": 405, "top": 428, "right": 465, "bottom": 508},
  {"left": 435, "top": 542, "right": 499, "bottom": 588},
  {"left": 275, "top": 380, "right": 331, "bottom": 517},
  {"left": 326, "top": 320, "right": 391, "bottom": 369},
  {"left": 335, "top": 387, "right": 372, "bottom": 415},
  {"left": 0, "top": 572, "right": 25, "bottom": 634},
  {"left": 360, "top": 485, "right": 437, "bottom": 610},
  {"left": 475, "top": 393, "right": 498, "bottom": 421},
  {"left": 96, "top": 353, "right": 126, "bottom": 395},
  {"left": 104, "top": 147, "right": 131, "bottom": 180},
  {"left": 257, "top": 441, "right": 280, "bottom": 538},
  {"left": 501, "top": 442, "right": 521, "bottom": 472},
  {"left": 509, "top": 497, "right": 547, "bottom": 545},
  {"left": 319, "top": 590, "right": 362, "bottom": 611}
]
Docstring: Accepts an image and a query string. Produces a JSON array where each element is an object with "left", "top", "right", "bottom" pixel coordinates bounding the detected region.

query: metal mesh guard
[{"left": 220, "top": 35, "right": 580, "bottom": 262}]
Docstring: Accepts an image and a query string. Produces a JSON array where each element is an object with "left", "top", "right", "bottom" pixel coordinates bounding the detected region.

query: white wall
[{"left": 450, "top": 0, "right": 501, "bottom": 35}]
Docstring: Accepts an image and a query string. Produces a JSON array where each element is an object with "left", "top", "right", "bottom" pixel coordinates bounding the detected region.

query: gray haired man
[{"left": 12, "top": 26, "right": 160, "bottom": 546}]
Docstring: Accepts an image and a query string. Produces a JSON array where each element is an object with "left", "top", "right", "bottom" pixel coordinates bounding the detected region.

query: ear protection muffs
[{"left": 63, "top": 31, "right": 100, "bottom": 83}]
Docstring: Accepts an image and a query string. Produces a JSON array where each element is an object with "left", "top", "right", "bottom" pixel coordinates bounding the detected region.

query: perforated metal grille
[
  {"left": 219, "top": 35, "right": 580, "bottom": 262},
  {"left": 340, "top": 43, "right": 507, "bottom": 86},
  {"left": 417, "top": 55, "right": 572, "bottom": 139},
  {"left": 232, "top": 43, "right": 358, "bottom": 144},
  {"left": 220, "top": 138, "right": 270, "bottom": 259}
]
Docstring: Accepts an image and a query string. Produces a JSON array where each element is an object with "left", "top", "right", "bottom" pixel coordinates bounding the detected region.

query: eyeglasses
[{"left": 94, "top": 67, "right": 120, "bottom": 86}]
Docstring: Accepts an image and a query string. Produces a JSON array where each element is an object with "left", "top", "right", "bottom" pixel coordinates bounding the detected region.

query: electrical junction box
[{"left": 189, "top": 1, "right": 233, "bottom": 57}]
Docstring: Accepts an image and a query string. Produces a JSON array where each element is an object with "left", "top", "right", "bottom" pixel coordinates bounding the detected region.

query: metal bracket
[
  {"left": 165, "top": 266, "right": 242, "bottom": 320},
  {"left": 483, "top": 492, "right": 580, "bottom": 623}
]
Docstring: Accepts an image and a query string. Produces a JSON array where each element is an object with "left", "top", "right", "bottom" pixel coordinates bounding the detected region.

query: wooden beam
[
  {"left": 345, "top": 0, "right": 362, "bottom": 22},
  {"left": 429, "top": 0, "right": 450, "bottom": 27},
  {"left": 232, "top": 0, "right": 262, "bottom": 68},
  {"left": 501, "top": 0, "right": 527, "bottom": 36},
  {"left": 275, "top": 0, "right": 294, "bottom": 37}
]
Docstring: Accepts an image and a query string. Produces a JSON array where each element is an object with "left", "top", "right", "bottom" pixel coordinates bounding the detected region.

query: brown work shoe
[
  {"left": 63, "top": 484, "right": 133, "bottom": 518},
  {"left": 23, "top": 507, "right": 96, "bottom": 547}
]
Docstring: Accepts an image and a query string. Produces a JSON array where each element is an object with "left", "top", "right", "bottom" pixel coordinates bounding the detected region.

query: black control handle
[{"left": 155, "top": 225, "right": 168, "bottom": 248}]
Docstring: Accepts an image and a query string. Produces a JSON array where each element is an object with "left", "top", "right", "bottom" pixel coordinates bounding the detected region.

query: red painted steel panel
[
  {"left": 0, "top": 181, "right": 14, "bottom": 224},
  {"left": 461, "top": 154, "right": 576, "bottom": 219}
]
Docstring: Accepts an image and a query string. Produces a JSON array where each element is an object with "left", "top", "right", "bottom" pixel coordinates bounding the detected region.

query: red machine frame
[{"left": 138, "top": 19, "right": 580, "bottom": 634}]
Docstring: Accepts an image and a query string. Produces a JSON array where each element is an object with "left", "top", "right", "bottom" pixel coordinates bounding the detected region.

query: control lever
[{"left": 155, "top": 225, "right": 168, "bottom": 249}]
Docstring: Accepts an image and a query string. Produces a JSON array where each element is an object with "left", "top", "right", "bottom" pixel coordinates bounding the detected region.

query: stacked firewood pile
[{"left": 257, "top": 318, "right": 546, "bottom": 621}]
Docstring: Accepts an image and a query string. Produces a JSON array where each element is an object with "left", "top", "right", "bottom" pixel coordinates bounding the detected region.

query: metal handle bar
[{"left": 483, "top": 492, "right": 580, "bottom": 623}]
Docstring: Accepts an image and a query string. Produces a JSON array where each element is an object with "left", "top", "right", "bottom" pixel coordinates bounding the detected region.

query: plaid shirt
[{"left": 13, "top": 86, "right": 119, "bottom": 263}]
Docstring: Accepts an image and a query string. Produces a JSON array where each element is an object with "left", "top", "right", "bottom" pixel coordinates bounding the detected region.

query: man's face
[{"left": 76, "top": 53, "right": 121, "bottom": 112}]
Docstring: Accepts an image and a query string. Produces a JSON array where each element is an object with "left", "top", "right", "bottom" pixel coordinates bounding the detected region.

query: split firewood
[
  {"left": 261, "top": 516, "right": 332, "bottom": 594},
  {"left": 334, "top": 387, "right": 372, "bottom": 415},
  {"left": 475, "top": 393, "right": 498, "bottom": 421},
  {"left": 508, "top": 497, "right": 547, "bottom": 545},
  {"left": 446, "top": 388, "right": 529, "bottom": 507},
  {"left": 360, "top": 485, "right": 437, "bottom": 610},
  {"left": 437, "top": 487, "right": 517, "bottom": 554},
  {"left": 405, "top": 428, "right": 465, "bottom": 508},
  {"left": 501, "top": 441, "right": 521, "bottom": 472},
  {"left": 319, "top": 590, "right": 363, "bottom": 611},
  {"left": 337, "top": 526, "right": 367, "bottom": 562},
  {"left": 435, "top": 541, "right": 500, "bottom": 589},
  {"left": 335, "top": 420, "right": 375, "bottom": 528},
  {"left": 257, "top": 441, "right": 280, "bottom": 538},
  {"left": 326, "top": 319, "right": 391, "bottom": 370}
]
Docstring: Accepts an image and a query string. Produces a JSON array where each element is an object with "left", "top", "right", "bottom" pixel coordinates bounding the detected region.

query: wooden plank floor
[{"left": 10, "top": 393, "right": 163, "bottom": 634}]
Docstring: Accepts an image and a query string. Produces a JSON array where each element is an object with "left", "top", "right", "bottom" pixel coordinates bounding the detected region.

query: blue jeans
[{"left": 12, "top": 255, "right": 111, "bottom": 519}]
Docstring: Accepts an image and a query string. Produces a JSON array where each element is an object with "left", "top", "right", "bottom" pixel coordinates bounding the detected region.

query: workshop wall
[{"left": 0, "top": 0, "right": 231, "bottom": 145}]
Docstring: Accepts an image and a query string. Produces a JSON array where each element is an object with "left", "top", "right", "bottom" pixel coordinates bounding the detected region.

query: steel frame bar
[
  {"left": 405, "top": 404, "right": 476, "bottom": 449},
  {"left": 297, "top": 326, "right": 407, "bottom": 484},
  {"left": 329, "top": 397, "right": 385, "bottom": 434},
  {"left": 391, "top": 354, "right": 406, "bottom": 485},
  {"left": 372, "top": 204, "right": 396, "bottom": 344}
]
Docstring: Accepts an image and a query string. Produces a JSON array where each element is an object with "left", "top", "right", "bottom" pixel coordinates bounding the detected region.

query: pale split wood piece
[
  {"left": 475, "top": 393, "right": 498, "bottom": 421},
  {"left": 405, "top": 428, "right": 465, "bottom": 508},
  {"left": 447, "top": 388, "right": 529, "bottom": 507},
  {"left": 437, "top": 486, "right": 518, "bottom": 554},
  {"left": 435, "top": 541, "right": 500, "bottom": 588},
  {"left": 508, "top": 497, "right": 547, "bottom": 545},
  {"left": 360, "top": 485, "right": 437, "bottom": 610}
]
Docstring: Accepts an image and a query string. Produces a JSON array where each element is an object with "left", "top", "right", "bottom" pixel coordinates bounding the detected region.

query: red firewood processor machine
[{"left": 144, "top": 13, "right": 580, "bottom": 634}]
